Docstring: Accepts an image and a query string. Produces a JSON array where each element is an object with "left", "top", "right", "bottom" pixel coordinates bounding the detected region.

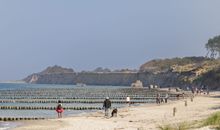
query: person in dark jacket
[
  {"left": 156, "top": 93, "right": 160, "bottom": 104},
  {"left": 103, "top": 97, "right": 111, "bottom": 118}
]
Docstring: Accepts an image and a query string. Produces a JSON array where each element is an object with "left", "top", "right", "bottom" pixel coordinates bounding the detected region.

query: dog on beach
[{"left": 111, "top": 108, "right": 118, "bottom": 117}]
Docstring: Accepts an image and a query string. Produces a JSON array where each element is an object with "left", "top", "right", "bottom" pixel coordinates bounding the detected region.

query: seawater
[
  {"left": 0, "top": 83, "right": 127, "bottom": 115},
  {"left": 0, "top": 83, "right": 130, "bottom": 129},
  {"left": 0, "top": 83, "right": 127, "bottom": 90}
]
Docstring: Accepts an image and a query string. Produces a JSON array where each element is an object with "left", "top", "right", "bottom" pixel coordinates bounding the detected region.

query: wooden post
[
  {"left": 173, "top": 107, "right": 177, "bottom": 116},
  {"left": 185, "top": 100, "right": 187, "bottom": 107},
  {"left": 191, "top": 97, "right": 193, "bottom": 102}
]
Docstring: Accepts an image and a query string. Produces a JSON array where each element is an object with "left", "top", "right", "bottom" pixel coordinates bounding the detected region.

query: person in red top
[{"left": 56, "top": 100, "right": 64, "bottom": 118}]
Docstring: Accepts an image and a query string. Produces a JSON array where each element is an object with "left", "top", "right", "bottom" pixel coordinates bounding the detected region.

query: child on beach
[{"left": 56, "top": 100, "right": 64, "bottom": 118}]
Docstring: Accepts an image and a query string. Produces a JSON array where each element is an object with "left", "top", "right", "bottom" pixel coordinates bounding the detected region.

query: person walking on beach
[
  {"left": 165, "top": 93, "right": 169, "bottom": 103},
  {"left": 126, "top": 96, "right": 131, "bottom": 107},
  {"left": 56, "top": 100, "right": 64, "bottom": 118},
  {"left": 156, "top": 93, "right": 160, "bottom": 104},
  {"left": 103, "top": 97, "right": 111, "bottom": 118},
  {"left": 206, "top": 85, "right": 210, "bottom": 95}
]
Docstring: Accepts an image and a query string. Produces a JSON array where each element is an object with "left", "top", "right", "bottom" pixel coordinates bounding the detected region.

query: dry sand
[{"left": 13, "top": 92, "right": 220, "bottom": 130}]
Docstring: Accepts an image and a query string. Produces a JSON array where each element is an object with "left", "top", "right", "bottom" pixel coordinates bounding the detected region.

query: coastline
[
  {"left": 12, "top": 92, "right": 220, "bottom": 130},
  {"left": 0, "top": 81, "right": 25, "bottom": 84},
  {"left": 0, "top": 121, "right": 21, "bottom": 130}
]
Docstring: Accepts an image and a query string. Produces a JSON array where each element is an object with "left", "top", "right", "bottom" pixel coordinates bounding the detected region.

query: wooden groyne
[
  {"left": 0, "top": 117, "right": 45, "bottom": 121},
  {"left": 0, "top": 106, "right": 102, "bottom": 110}
]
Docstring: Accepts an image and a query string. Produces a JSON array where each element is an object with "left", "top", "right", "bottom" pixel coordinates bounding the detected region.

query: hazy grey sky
[{"left": 1, "top": 0, "right": 220, "bottom": 80}]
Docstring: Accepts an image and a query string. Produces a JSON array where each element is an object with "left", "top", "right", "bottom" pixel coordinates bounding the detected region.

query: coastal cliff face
[
  {"left": 23, "top": 57, "right": 220, "bottom": 90},
  {"left": 24, "top": 66, "right": 75, "bottom": 84},
  {"left": 24, "top": 72, "right": 138, "bottom": 86},
  {"left": 23, "top": 66, "right": 187, "bottom": 87}
]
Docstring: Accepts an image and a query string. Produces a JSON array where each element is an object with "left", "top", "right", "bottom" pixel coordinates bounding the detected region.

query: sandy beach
[{"left": 13, "top": 93, "right": 220, "bottom": 130}]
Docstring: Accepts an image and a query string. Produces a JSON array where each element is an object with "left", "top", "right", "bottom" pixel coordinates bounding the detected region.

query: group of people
[
  {"left": 55, "top": 96, "right": 129, "bottom": 118},
  {"left": 56, "top": 94, "right": 170, "bottom": 118},
  {"left": 156, "top": 93, "right": 169, "bottom": 104},
  {"left": 191, "top": 86, "right": 209, "bottom": 95}
]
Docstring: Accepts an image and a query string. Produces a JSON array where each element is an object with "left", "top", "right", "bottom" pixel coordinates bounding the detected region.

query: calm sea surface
[{"left": 0, "top": 83, "right": 134, "bottom": 130}]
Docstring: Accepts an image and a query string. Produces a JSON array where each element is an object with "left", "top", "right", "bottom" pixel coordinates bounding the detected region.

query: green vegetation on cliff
[
  {"left": 40, "top": 65, "right": 74, "bottom": 74},
  {"left": 140, "top": 57, "right": 220, "bottom": 89},
  {"left": 140, "top": 57, "right": 211, "bottom": 73},
  {"left": 24, "top": 57, "right": 220, "bottom": 90}
]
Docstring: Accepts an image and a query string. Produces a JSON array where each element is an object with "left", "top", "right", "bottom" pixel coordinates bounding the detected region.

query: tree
[{"left": 205, "top": 35, "right": 220, "bottom": 58}]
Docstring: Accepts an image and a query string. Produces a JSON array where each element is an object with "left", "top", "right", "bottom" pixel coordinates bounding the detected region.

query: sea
[{"left": 0, "top": 83, "right": 153, "bottom": 130}]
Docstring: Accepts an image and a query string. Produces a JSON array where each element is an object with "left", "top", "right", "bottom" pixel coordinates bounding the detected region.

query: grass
[
  {"left": 158, "top": 112, "right": 220, "bottom": 130},
  {"left": 157, "top": 124, "right": 174, "bottom": 130},
  {"left": 157, "top": 122, "right": 190, "bottom": 130},
  {"left": 202, "top": 112, "right": 220, "bottom": 129}
]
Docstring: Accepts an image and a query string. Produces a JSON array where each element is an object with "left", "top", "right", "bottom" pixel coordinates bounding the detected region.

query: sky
[{"left": 0, "top": 0, "right": 220, "bottom": 80}]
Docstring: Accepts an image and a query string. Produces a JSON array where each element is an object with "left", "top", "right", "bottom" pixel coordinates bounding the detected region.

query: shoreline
[
  {"left": 9, "top": 100, "right": 163, "bottom": 129},
  {"left": 12, "top": 93, "right": 220, "bottom": 130}
]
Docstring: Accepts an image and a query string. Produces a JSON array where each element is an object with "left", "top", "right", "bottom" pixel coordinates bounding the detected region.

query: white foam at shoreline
[{"left": 0, "top": 122, "right": 20, "bottom": 130}]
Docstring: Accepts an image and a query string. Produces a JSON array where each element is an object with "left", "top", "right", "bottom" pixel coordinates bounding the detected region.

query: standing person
[
  {"left": 56, "top": 100, "right": 64, "bottom": 118},
  {"left": 165, "top": 93, "right": 169, "bottom": 103},
  {"left": 103, "top": 97, "right": 111, "bottom": 118},
  {"left": 182, "top": 92, "right": 185, "bottom": 99},
  {"left": 156, "top": 93, "right": 160, "bottom": 104},
  {"left": 206, "top": 85, "right": 210, "bottom": 95},
  {"left": 126, "top": 96, "right": 131, "bottom": 107},
  {"left": 191, "top": 86, "right": 195, "bottom": 95}
]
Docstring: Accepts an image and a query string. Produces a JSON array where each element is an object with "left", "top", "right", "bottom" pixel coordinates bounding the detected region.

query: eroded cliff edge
[{"left": 23, "top": 57, "right": 220, "bottom": 90}]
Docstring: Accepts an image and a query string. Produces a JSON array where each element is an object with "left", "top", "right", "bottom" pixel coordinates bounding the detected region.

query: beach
[{"left": 12, "top": 92, "right": 220, "bottom": 130}]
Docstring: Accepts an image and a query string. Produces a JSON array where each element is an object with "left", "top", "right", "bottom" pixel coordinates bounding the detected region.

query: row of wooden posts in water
[
  {"left": 0, "top": 117, "right": 45, "bottom": 121},
  {"left": 0, "top": 100, "right": 157, "bottom": 104},
  {"left": 0, "top": 89, "right": 178, "bottom": 99},
  {"left": 0, "top": 95, "right": 178, "bottom": 100},
  {"left": 0, "top": 106, "right": 102, "bottom": 110}
]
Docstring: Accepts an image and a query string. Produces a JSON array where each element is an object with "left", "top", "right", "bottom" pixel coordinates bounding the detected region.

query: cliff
[
  {"left": 140, "top": 57, "right": 220, "bottom": 89},
  {"left": 23, "top": 57, "right": 220, "bottom": 90},
  {"left": 23, "top": 66, "right": 75, "bottom": 84}
]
